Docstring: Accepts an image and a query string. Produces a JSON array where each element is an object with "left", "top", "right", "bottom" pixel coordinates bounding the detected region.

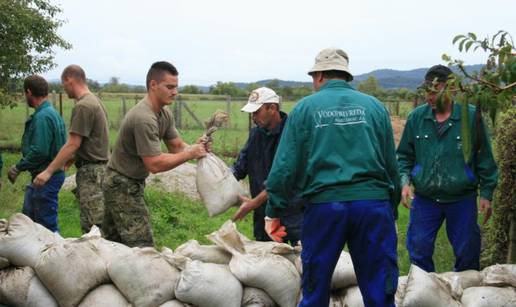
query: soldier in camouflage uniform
[
  {"left": 33, "top": 65, "right": 109, "bottom": 233},
  {"left": 102, "top": 61, "right": 208, "bottom": 247}
]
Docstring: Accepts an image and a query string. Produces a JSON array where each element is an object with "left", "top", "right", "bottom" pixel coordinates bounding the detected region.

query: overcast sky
[{"left": 42, "top": 0, "right": 515, "bottom": 86}]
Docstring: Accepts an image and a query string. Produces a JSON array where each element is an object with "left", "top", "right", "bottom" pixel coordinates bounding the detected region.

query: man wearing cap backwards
[
  {"left": 264, "top": 48, "right": 401, "bottom": 306},
  {"left": 397, "top": 65, "right": 498, "bottom": 272},
  {"left": 101, "top": 61, "right": 209, "bottom": 247},
  {"left": 33, "top": 65, "right": 110, "bottom": 234},
  {"left": 231, "top": 87, "right": 304, "bottom": 246}
]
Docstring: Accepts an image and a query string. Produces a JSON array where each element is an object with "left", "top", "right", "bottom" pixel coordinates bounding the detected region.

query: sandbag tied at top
[
  {"left": 207, "top": 220, "right": 301, "bottom": 307},
  {"left": 173, "top": 255, "right": 243, "bottom": 307},
  {"left": 481, "top": 264, "right": 516, "bottom": 288},
  {"left": 34, "top": 238, "right": 109, "bottom": 307},
  {"left": 0, "top": 266, "right": 58, "bottom": 307},
  {"left": 401, "top": 264, "right": 460, "bottom": 307},
  {"left": 196, "top": 153, "right": 246, "bottom": 217},
  {"left": 174, "top": 239, "right": 231, "bottom": 265},
  {"left": 0, "top": 213, "right": 63, "bottom": 268},
  {"left": 108, "top": 247, "right": 180, "bottom": 307}
]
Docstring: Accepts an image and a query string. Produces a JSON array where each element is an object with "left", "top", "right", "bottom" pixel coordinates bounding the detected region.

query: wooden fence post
[
  {"left": 226, "top": 95, "right": 231, "bottom": 115},
  {"left": 59, "top": 93, "right": 63, "bottom": 117},
  {"left": 52, "top": 91, "right": 57, "bottom": 108}
]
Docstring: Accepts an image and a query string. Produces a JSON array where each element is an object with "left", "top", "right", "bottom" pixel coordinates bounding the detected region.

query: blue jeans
[
  {"left": 406, "top": 195, "right": 480, "bottom": 272},
  {"left": 23, "top": 172, "right": 64, "bottom": 232},
  {"left": 299, "top": 200, "right": 398, "bottom": 307}
]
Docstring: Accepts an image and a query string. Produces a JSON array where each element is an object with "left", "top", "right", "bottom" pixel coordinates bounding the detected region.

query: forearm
[
  {"left": 145, "top": 151, "right": 195, "bottom": 174},
  {"left": 44, "top": 142, "right": 79, "bottom": 174}
]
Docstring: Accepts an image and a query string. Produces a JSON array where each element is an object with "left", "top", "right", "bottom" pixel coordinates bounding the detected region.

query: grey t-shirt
[
  {"left": 108, "top": 96, "right": 178, "bottom": 180},
  {"left": 69, "top": 92, "right": 109, "bottom": 162}
]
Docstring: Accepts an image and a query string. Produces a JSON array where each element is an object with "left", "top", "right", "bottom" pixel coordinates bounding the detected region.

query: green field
[{"left": 0, "top": 94, "right": 462, "bottom": 276}]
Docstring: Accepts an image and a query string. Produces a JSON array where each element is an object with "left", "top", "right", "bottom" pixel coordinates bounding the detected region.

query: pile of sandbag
[{"left": 2, "top": 213, "right": 516, "bottom": 307}]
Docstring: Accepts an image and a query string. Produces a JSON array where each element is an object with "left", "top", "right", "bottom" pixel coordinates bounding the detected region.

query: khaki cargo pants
[
  {"left": 101, "top": 168, "right": 154, "bottom": 247},
  {"left": 76, "top": 163, "right": 106, "bottom": 233}
]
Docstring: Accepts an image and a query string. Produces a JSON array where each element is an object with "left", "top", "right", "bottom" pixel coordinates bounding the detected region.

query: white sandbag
[
  {"left": 207, "top": 220, "right": 300, "bottom": 307},
  {"left": 0, "top": 266, "right": 58, "bottom": 307},
  {"left": 395, "top": 276, "right": 408, "bottom": 307},
  {"left": 343, "top": 286, "right": 364, "bottom": 307},
  {"left": 0, "top": 257, "right": 9, "bottom": 270},
  {"left": 174, "top": 258, "right": 243, "bottom": 307},
  {"left": 78, "top": 284, "right": 130, "bottom": 307},
  {"left": 238, "top": 231, "right": 300, "bottom": 265},
  {"left": 481, "top": 264, "right": 516, "bottom": 288},
  {"left": 79, "top": 225, "right": 133, "bottom": 265},
  {"left": 35, "top": 239, "right": 109, "bottom": 307},
  {"left": 461, "top": 286, "right": 516, "bottom": 307},
  {"left": 196, "top": 153, "right": 245, "bottom": 217},
  {"left": 108, "top": 247, "right": 180, "bottom": 307},
  {"left": 0, "top": 214, "right": 63, "bottom": 267},
  {"left": 402, "top": 265, "right": 460, "bottom": 307},
  {"left": 439, "top": 270, "right": 482, "bottom": 290},
  {"left": 331, "top": 251, "right": 358, "bottom": 289},
  {"left": 175, "top": 239, "right": 231, "bottom": 264},
  {"left": 242, "top": 287, "right": 276, "bottom": 307}
]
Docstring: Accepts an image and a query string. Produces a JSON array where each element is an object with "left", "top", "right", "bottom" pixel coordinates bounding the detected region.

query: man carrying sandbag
[
  {"left": 7, "top": 75, "right": 67, "bottom": 232},
  {"left": 264, "top": 48, "right": 401, "bottom": 306},
  {"left": 231, "top": 87, "right": 304, "bottom": 246},
  {"left": 102, "top": 61, "right": 209, "bottom": 247}
]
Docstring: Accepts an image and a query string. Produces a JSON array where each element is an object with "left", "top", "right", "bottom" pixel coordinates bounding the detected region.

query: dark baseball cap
[{"left": 424, "top": 65, "right": 453, "bottom": 83}]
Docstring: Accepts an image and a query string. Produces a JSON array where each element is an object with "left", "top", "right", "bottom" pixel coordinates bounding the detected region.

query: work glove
[
  {"left": 265, "top": 217, "right": 287, "bottom": 243},
  {"left": 8, "top": 165, "right": 20, "bottom": 184}
]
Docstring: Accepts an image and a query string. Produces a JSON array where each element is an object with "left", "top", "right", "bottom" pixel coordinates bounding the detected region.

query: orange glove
[{"left": 265, "top": 217, "right": 287, "bottom": 243}]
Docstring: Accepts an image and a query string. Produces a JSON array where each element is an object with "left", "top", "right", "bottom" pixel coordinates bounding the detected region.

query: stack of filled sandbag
[{"left": 2, "top": 213, "right": 516, "bottom": 307}]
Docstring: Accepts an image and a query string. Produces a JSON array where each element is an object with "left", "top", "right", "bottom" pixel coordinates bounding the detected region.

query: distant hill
[{"left": 225, "top": 64, "right": 484, "bottom": 91}]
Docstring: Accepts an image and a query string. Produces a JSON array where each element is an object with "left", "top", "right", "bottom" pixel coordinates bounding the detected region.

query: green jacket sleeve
[
  {"left": 476, "top": 119, "right": 498, "bottom": 201},
  {"left": 382, "top": 109, "right": 402, "bottom": 213},
  {"left": 265, "top": 110, "right": 300, "bottom": 218},
  {"left": 396, "top": 112, "right": 416, "bottom": 187},
  {"left": 16, "top": 116, "right": 54, "bottom": 172}
]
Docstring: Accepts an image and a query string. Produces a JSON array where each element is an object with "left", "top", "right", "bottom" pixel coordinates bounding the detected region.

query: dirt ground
[{"left": 63, "top": 117, "right": 406, "bottom": 198}]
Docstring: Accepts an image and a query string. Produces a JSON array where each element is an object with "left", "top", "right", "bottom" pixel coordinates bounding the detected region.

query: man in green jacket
[
  {"left": 397, "top": 65, "right": 498, "bottom": 272},
  {"left": 265, "top": 48, "right": 400, "bottom": 307},
  {"left": 0, "top": 151, "right": 3, "bottom": 190},
  {"left": 7, "top": 75, "right": 67, "bottom": 232}
]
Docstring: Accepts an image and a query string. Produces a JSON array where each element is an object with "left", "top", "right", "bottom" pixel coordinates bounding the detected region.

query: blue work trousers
[
  {"left": 299, "top": 200, "right": 398, "bottom": 307},
  {"left": 406, "top": 195, "right": 480, "bottom": 272},
  {"left": 22, "top": 172, "right": 64, "bottom": 233}
]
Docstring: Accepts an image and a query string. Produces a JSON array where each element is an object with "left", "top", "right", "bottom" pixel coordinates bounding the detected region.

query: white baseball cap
[
  {"left": 241, "top": 87, "right": 280, "bottom": 113},
  {"left": 308, "top": 48, "right": 353, "bottom": 81}
]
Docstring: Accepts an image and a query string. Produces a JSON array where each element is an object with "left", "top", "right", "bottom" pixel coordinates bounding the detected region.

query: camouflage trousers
[
  {"left": 102, "top": 168, "right": 154, "bottom": 247},
  {"left": 76, "top": 163, "right": 106, "bottom": 233}
]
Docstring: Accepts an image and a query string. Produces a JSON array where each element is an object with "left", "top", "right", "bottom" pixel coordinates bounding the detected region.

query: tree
[
  {"left": 209, "top": 81, "right": 246, "bottom": 97},
  {"left": 0, "top": 0, "right": 71, "bottom": 106},
  {"left": 440, "top": 31, "right": 515, "bottom": 265},
  {"left": 181, "top": 85, "right": 201, "bottom": 94},
  {"left": 357, "top": 76, "right": 386, "bottom": 99}
]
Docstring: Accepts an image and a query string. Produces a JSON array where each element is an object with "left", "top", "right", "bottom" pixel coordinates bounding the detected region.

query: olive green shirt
[
  {"left": 69, "top": 92, "right": 109, "bottom": 162},
  {"left": 108, "top": 96, "right": 178, "bottom": 180}
]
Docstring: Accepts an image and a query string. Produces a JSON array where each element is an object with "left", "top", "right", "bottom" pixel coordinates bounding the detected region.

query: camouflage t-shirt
[
  {"left": 69, "top": 92, "right": 109, "bottom": 162},
  {"left": 108, "top": 96, "right": 178, "bottom": 180}
]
